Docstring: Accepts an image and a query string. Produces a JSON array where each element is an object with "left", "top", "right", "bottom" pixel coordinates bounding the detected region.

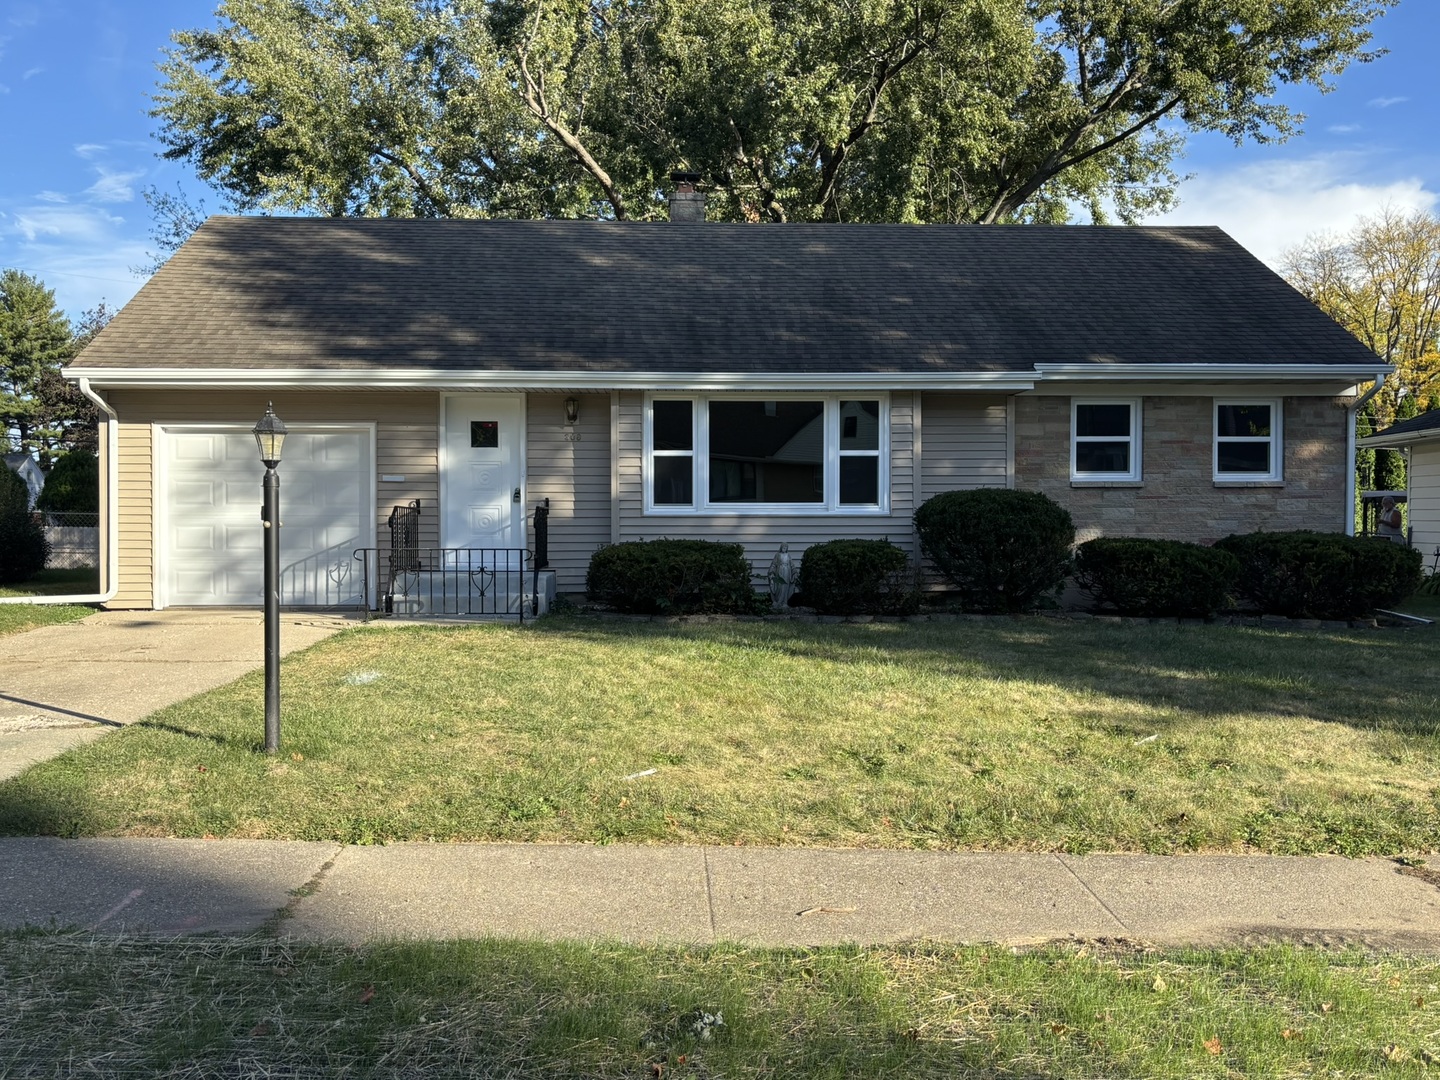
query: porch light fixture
[
  {"left": 564, "top": 397, "right": 580, "bottom": 425},
  {"left": 253, "top": 402, "right": 287, "bottom": 467},
  {"left": 253, "top": 402, "right": 286, "bottom": 753}
]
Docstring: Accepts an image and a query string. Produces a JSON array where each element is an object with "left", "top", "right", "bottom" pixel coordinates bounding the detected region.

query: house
[
  {"left": 63, "top": 202, "right": 1389, "bottom": 611},
  {"left": 3, "top": 452, "right": 45, "bottom": 510},
  {"left": 1358, "top": 409, "right": 1440, "bottom": 559}
]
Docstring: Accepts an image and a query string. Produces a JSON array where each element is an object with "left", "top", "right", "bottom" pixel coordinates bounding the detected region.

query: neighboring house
[
  {"left": 63, "top": 202, "right": 1389, "bottom": 611},
  {"left": 1358, "top": 409, "right": 1440, "bottom": 557},
  {"left": 3, "top": 453, "right": 44, "bottom": 510}
]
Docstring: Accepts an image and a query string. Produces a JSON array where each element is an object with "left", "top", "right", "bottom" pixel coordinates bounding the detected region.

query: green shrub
[
  {"left": 0, "top": 467, "right": 48, "bottom": 584},
  {"left": 914, "top": 489, "right": 1075, "bottom": 613},
  {"left": 1074, "top": 537, "right": 1238, "bottom": 618},
  {"left": 586, "top": 539, "right": 761, "bottom": 615},
  {"left": 795, "top": 539, "right": 919, "bottom": 615},
  {"left": 36, "top": 451, "right": 98, "bottom": 523},
  {"left": 1213, "top": 530, "right": 1423, "bottom": 619}
]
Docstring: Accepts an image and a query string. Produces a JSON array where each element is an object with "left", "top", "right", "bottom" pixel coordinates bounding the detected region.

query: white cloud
[
  {"left": 36, "top": 191, "right": 67, "bottom": 204},
  {"left": 84, "top": 168, "right": 144, "bottom": 204},
  {"left": 9, "top": 204, "right": 124, "bottom": 245},
  {"left": 21, "top": 65, "right": 41, "bottom": 79},
  {"left": 1327, "top": 124, "right": 1362, "bottom": 134},
  {"left": 1368, "top": 96, "right": 1409, "bottom": 108},
  {"left": 0, "top": 83, "right": 9, "bottom": 95},
  {"left": 72, "top": 143, "right": 106, "bottom": 160},
  {"left": 1150, "top": 156, "right": 1439, "bottom": 269}
]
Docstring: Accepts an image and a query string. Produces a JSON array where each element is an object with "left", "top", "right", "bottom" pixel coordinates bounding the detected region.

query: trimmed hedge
[
  {"left": 795, "top": 539, "right": 919, "bottom": 616},
  {"left": 1213, "top": 530, "right": 1422, "bottom": 619},
  {"left": 0, "top": 467, "right": 47, "bottom": 584},
  {"left": 586, "top": 539, "right": 761, "bottom": 615},
  {"left": 1074, "top": 537, "right": 1238, "bottom": 618},
  {"left": 914, "top": 489, "right": 1075, "bottom": 613}
]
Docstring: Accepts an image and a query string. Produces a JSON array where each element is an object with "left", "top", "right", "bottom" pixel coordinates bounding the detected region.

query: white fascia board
[
  {"left": 1033, "top": 363, "right": 1393, "bottom": 382},
  {"left": 1358, "top": 430, "right": 1440, "bottom": 449},
  {"left": 62, "top": 366, "right": 1039, "bottom": 392}
]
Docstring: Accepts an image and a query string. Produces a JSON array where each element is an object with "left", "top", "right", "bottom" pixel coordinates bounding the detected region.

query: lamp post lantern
[{"left": 253, "top": 403, "right": 287, "bottom": 753}]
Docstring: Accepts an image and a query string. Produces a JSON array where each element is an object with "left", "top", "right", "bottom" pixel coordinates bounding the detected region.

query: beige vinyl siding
[
  {"left": 526, "top": 394, "right": 612, "bottom": 591},
  {"left": 1409, "top": 444, "right": 1440, "bottom": 554},
  {"left": 114, "top": 419, "right": 153, "bottom": 608},
  {"left": 106, "top": 390, "right": 441, "bottom": 609},
  {"left": 615, "top": 391, "right": 918, "bottom": 582},
  {"left": 919, "top": 394, "right": 1010, "bottom": 499}
]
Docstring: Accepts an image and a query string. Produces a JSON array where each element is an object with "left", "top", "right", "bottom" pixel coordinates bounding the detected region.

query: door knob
[{"left": 512, "top": 487, "right": 521, "bottom": 503}]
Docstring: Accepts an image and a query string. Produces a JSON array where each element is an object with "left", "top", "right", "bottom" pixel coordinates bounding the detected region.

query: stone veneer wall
[{"left": 1013, "top": 395, "right": 1349, "bottom": 544}]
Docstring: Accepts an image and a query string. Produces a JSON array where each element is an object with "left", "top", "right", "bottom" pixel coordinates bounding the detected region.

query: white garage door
[{"left": 163, "top": 428, "right": 372, "bottom": 607}]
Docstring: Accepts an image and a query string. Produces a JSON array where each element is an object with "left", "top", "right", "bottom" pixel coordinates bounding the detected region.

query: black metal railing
[{"left": 353, "top": 547, "right": 537, "bottom": 621}]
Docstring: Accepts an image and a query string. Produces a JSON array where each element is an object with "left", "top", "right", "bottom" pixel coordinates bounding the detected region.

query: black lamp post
[{"left": 253, "top": 403, "right": 287, "bottom": 754}]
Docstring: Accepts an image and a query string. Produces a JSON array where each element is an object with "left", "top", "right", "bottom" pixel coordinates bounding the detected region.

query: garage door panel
[{"left": 165, "top": 429, "right": 371, "bottom": 607}]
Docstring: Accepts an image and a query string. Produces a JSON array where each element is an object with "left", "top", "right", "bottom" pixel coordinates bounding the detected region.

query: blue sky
[{"left": 2, "top": 0, "right": 1438, "bottom": 323}]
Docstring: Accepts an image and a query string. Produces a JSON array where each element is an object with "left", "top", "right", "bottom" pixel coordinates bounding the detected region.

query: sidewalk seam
[
  {"left": 262, "top": 845, "right": 343, "bottom": 935},
  {"left": 702, "top": 848, "right": 718, "bottom": 940},
  {"left": 1053, "top": 854, "right": 1132, "bottom": 934}
]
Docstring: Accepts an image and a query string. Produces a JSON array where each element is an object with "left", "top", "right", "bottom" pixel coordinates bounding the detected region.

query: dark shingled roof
[
  {"left": 74, "top": 217, "right": 1379, "bottom": 374},
  {"left": 1372, "top": 409, "right": 1440, "bottom": 440}
]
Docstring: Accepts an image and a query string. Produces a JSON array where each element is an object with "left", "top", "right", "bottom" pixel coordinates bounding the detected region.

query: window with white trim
[
  {"left": 645, "top": 396, "right": 888, "bottom": 513},
  {"left": 1214, "top": 400, "right": 1282, "bottom": 481},
  {"left": 1071, "top": 399, "right": 1141, "bottom": 481}
]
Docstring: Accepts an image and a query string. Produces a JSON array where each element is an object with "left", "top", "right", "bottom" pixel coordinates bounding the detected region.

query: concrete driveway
[{"left": 0, "top": 610, "right": 354, "bottom": 781}]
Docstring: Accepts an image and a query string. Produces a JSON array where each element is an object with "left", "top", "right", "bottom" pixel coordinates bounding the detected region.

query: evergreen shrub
[
  {"left": 914, "top": 489, "right": 1074, "bottom": 613},
  {"left": 1074, "top": 537, "right": 1238, "bottom": 618},
  {"left": 1213, "top": 530, "right": 1422, "bottom": 619},
  {"left": 586, "top": 539, "right": 760, "bottom": 615},
  {"left": 795, "top": 539, "right": 919, "bottom": 615}
]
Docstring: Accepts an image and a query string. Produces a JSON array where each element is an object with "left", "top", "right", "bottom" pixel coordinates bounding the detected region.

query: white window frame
[
  {"left": 643, "top": 393, "right": 891, "bottom": 515},
  {"left": 1213, "top": 398, "right": 1283, "bottom": 482},
  {"left": 1070, "top": 398, "right": 1141, "bottom": 482}
]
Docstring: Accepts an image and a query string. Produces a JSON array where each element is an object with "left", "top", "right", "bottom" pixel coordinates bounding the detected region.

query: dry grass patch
[
  {"left": 2, "top": 617, "right": 1439, "bottom": 853},
  {"left": 1, "top": 934, "right": 1436, "bottom": 1078}
]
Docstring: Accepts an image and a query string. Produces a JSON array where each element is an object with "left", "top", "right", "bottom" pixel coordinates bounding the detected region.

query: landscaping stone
[
  {"left": 903, "top": 614, "right": 930, "bottom": 623},
  {"left": 1322, "top": 620, "right": 1350, "bottom": 631},
  {"left": 1291, "top": 619, "right": 1323, "bottom": 630},
  {"left": 845, "top": 615, "right": 874, "bottom": 624},
  {"left": 817, "top": 615, "right": 844, "bottom": 624},
  {"left": 1260, "top": 615, "right": 1291, "bottom": 627}
]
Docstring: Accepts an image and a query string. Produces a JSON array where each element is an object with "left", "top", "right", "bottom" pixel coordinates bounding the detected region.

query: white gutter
[
  {"left": 1033, "top": 362, "right": 1387, "bottom": 382},
  {"left": 1344, "top": 370, "right": 1390, "bottom": 536},
  {"left": 63, "top": 366, "right": 1040, "bottom": 392},
  {"left": 0, "top": 378, "right": 120, "bottom": 606}
]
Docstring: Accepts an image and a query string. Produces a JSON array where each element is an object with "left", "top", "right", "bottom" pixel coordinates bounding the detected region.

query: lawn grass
[
  {"left": 3, "top": 616, "right": 1438, "bottom": 854},
  {"left": 0, "top": 570, "right": 95, "bottom": 635},
  {"left": 0, "top": 935, "right": 1434, "bottom": 1078}
]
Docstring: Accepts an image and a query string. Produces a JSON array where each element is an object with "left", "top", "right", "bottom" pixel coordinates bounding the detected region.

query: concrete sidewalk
[
  {"left": 0, "top": 610, "right": 353, "bottom": 781},
  {"left": 3, "top": 838, "right": 1438, "bottom": 950}
]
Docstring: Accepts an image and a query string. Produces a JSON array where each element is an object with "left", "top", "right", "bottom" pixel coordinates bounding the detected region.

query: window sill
[
  {"left": 1070, "top": 480, "right": 1144, "bottom": 488},
  {"left": 1212, "top": 480, "right": 1284, "bottom": 488},
  {"left": 644, "top": 506, "right": 892, "bottom": 517}
]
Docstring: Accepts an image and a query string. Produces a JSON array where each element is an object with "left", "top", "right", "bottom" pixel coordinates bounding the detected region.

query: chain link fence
[{"left": 41, "top": 511, "right": 99, "bottom": 569}]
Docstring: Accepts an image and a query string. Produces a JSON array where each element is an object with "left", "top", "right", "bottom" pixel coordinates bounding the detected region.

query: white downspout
[
  {"left": 0, "top": 377, "right": 120, "bottom": 605},
  {"left": 1345, "top": 370, "right": 1390, "bottom": 537}
]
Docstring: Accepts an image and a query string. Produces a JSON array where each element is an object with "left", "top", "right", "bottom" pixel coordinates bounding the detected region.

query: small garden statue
[{"left": 768, "top": 543, "right": 795, "bottom": 610}]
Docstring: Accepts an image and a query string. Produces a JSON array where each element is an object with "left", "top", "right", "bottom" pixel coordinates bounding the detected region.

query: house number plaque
[{"left": 471, "top": 421, "right": 499, "bottom": 448}]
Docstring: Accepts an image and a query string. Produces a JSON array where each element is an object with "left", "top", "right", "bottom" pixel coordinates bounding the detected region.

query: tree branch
[{"left": 513, "top": 2, "right": 627, "bottom": 219}]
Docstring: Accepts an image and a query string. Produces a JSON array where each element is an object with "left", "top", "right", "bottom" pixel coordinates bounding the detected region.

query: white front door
[{"left": 441, "top": 394, "right": 525, "bottom": 555}]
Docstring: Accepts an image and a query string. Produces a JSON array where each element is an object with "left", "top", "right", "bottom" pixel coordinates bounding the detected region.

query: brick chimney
[{"left": 668, "top": 171, "right": 705, "bottom": 223}]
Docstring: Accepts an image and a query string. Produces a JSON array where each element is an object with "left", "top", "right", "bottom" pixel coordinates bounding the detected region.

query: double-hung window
[
  {"left": 1214, "top": 400, "right": 1282, "bottom": 481},
  {"left": 1071, "top": 399, "right": 1141, "bottom": 481},
  {"left": 645, "top": 396, "right": 888, "bottom": 513}
]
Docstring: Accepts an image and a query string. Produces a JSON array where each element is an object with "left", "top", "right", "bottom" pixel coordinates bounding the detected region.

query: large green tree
[
  {"left": 0, "top": 273, "right": 106, "bottom": 464},
  {"left": 152, "top": 0, "right": 1393, "bottom": 225},
  {"left": 0, "top": 270, "right": 73, "bottom": 461}
]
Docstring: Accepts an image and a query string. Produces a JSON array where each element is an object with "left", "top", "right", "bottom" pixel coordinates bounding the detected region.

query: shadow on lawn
[{"left": 534, "top": 616, "right": 1440, "bottom": 737}]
